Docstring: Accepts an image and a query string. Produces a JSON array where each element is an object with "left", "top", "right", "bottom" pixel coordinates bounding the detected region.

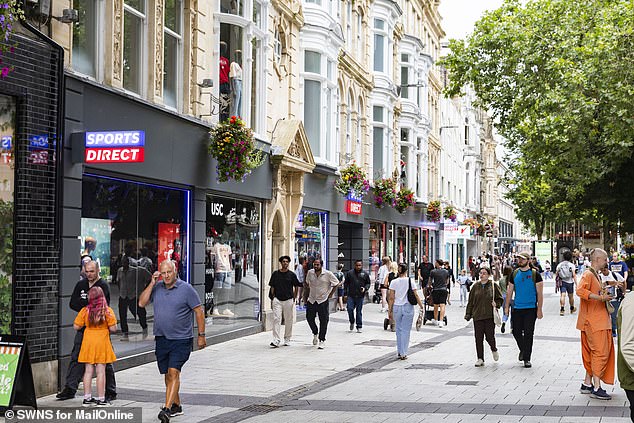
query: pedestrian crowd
[{"left": 55, "top": 246, "right": 634, "bottom": 422}]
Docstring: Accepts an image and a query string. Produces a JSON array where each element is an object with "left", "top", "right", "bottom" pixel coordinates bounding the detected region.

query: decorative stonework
[
  {"left": 113, "top": 0, "right": 123, "bottom": 82},
  {"left": 155, "top": 0, "right": 164, "bottom": 97},
  {"left": 189, "top": 0, "right": 198, "bottom": 114}
]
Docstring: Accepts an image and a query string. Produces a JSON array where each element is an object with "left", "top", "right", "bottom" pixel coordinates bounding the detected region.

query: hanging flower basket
[
  {"left": 426, "top": 200, "right": 442, "bottom": 222},
  {"left": 334, "top": 163, "right": 370, "bottom": 198},
  {"left": 462, "top": 217, "right": 481, "bottom": 229},
  {"left": 395, "top": 188, "right": 416, "bottom": 213},
  {"left": 0, "top": 1, "right": 22, "bottom": 78},
  {"left": 372, "top": 178, "right": 397, "bottom": 209},
  {"left": 208, "top": 116, "right": 264, "bottom": 183},
  {"left": 443, "top": 205, "right": 457, "bottom": 222}
]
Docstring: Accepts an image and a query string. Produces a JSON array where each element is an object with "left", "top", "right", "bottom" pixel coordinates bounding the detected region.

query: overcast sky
[{"left": 438, "top": 0, "right": 506, "bottom": 41}]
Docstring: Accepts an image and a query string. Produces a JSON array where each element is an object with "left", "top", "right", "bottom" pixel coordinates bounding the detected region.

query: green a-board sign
[{"left": 0, "top": 335, "right": 36, "bottom": 414}]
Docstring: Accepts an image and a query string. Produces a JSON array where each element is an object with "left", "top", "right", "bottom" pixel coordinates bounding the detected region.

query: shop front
[{"left": 61, "top": 76, "right": 272, "bottom": 377}]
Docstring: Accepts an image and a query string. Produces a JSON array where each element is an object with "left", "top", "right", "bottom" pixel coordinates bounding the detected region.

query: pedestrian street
[{"left": 38, "top": 279, "right": 630, "bottom": 422}]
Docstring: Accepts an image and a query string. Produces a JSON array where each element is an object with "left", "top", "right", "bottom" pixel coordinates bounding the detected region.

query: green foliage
[
  {"left": 442, "top": 0, "right": 634, "bottom": 233},
  {"left": 0, "top": 199, "right": 12, "bottom": 334}
]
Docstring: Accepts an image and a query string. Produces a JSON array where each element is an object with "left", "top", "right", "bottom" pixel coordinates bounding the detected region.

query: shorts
[
  {"left": 560, "top": 282, "right": 575, "bottom": 294},
  {"left": 337, "top": 287, "right": 344, "bottom": 297},
  {"left": 155, "top": 336, "right": 192, "bottom": 374},
  {"left": 432, "top": 289, "right": 448, "bottom": 305},
  {"left": 214, "top": 271, "right": 231, "bottom": 289}
]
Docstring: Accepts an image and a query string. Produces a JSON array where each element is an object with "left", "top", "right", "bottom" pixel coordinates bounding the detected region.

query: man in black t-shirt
[
  {"left": 429, "top": 259, "right": 449, "bottom": 327},
  {"left": 417, "top": 255, "right": 434, "bottom": 289},
  {"left": 269, "top": 255, "right": 302, "bottom": 348}
]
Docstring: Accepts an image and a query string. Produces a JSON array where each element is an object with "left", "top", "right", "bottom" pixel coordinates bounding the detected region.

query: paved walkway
[{"left": 38, "top": 279, "right": 631, "bottom": 422}]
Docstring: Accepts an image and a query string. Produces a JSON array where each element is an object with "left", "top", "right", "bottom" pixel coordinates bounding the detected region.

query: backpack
[{"left": 557, "top": 262, "right": 573, "bottom": 281}]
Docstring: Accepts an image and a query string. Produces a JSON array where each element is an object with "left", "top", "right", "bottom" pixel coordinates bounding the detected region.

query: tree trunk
[{"left": 534, "top": 216, "right": 545, "bottom": 240}]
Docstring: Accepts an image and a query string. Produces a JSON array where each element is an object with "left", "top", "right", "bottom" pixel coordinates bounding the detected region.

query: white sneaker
[
  {"left": 269, "top": 340, "right": 280, "bottom": 348},
  {"left": 380, "top": 307, "right": 386, "bottom": 313},
  {"left": 356, "top": 328, "right": 362, "bottom": 333},
  {"left": 212, "top": 308, "right": 221, "bottom": 317},
  {"left": 312, "top": 334, "right": 318, "bottom": 345},
  {"left": 475, "top": 359, "right": 484, "bottom": 367},
  {"left": 437, "top": 320, "right": 442, "bottom": 327},
  {"left": 431, "top": 319, "right": 437, "bottom": 325},
  {"left": 283, "top": 340, "right": 291, "bottom": 346},
  {"left": 492, "top": 350, "right": 499, "bottom": 361},
  {"left": 318, "top": 341, "right": 325, "bottom": 349},
  {"left": 222, "top": 309, "right": 234, "bottom": 317}
]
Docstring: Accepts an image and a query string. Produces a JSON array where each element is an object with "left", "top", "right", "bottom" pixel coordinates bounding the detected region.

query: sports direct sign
[{"left": 84, "top": 131, "right": 145, "bottom": 164}]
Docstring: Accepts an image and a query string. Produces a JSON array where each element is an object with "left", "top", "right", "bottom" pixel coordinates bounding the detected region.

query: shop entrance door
[{"left": 338, "top": 222, "right": 364, "bottom": 272}]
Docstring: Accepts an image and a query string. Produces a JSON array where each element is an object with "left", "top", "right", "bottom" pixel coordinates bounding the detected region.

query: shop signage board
[
  {"left": 0, "top": 335, "right": 36, "bottom": 413},
  {"left": 345, "top": 200, "right": 362, "bottom": 215},
  {"left": 71, "top": 130, "right": 146, "bottom": 164},
  {"left": 457, "top": 225, "right": 473, "bottom": 239}
]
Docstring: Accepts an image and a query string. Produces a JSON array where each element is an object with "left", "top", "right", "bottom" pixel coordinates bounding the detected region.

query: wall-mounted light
[{"left": 52, "top": 9, "right": 79, "bottom": 23}]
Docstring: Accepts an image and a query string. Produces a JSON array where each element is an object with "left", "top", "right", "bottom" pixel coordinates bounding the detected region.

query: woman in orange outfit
[{"left": 576, "top": 248, "right": 615, "bottom": 400}]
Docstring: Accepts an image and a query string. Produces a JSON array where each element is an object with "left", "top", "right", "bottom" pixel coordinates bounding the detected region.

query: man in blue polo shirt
[
  {"left": 139, "top": 260, "right": 206, "bottom": 423},
  {"left": 504, "top": 251, "right": 544, "bottom": 368}
]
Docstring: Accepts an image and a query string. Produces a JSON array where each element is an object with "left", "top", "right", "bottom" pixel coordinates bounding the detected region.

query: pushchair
[{"left": 421, "top": 286, "right": 448, "bottom": 326}]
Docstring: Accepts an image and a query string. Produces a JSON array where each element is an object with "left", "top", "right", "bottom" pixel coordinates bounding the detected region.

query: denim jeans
[
  {"left": 347, "top": 296, "right": 364, "bottom": 328},
  {"left": 230, "top": 78, "right": 242, "bottom": 117},
  {"left": 460, "top": 285, "right": 468, "bottom": 305},
  {"left": 610, "top": 299, "right": 621, "bottom": 336},
  {"left": 394, "top": 303, "right": 414, "bottom": 356}
]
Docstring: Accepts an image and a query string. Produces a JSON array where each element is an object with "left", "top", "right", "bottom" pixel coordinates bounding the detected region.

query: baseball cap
[{"left": 516, "top": 252, "right": 531, "bottom": 260}]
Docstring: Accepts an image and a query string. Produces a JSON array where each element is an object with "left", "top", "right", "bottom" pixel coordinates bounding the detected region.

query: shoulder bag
[
  {"left": 492, "top": 282, "right": 502, "bottom": 327},
  {"left": 407, "top": 278, "right": 418, "bottom": 305}
]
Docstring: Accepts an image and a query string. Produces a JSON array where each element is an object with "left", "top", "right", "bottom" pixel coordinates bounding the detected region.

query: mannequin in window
[
  {"left": 230, "top": 50, "right": 242, "bottom": 117},
  {"left": 211, "top": 235, "right": 234, "bottom": 316},
  {"left": 219, "top": 41, "right": 231, "bottom": 122}
]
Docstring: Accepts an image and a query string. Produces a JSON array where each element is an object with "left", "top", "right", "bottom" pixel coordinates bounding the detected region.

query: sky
[{"left": 438, "top": 0, "right": 506, "bottom": 41}]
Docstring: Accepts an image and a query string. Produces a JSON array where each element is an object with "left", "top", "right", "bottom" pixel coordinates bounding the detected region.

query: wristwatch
[{"left": 198, "top": 333, "right": 205, "bottom": 337}]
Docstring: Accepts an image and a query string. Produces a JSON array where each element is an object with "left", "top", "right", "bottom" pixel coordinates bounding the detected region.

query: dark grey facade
[{"left": 59, "top": 76, "right": 272, "bottom": 381}]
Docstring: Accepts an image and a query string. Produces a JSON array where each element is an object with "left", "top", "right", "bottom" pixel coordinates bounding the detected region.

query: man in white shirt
[
  {"left": 601, "top": 265, "right": 625, "bottom": 337},
  {"left": 305, "top": 258, "right": 340, "bottom": 349},
  {"left": 377, "top": 256, "right": 391, "bottom": 312}
]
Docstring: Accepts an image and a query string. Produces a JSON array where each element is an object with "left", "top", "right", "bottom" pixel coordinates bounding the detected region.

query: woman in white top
[{"left": 388, "top": 263, "right": 424, "bottom": 360}]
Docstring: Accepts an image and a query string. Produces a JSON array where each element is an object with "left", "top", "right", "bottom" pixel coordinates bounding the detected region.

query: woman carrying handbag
[
  {"left": 388, "top": 263, "right": 424, "bottom": 360},
  {"left": 465, "top": 267, "right": 503, "bottom": 367}
]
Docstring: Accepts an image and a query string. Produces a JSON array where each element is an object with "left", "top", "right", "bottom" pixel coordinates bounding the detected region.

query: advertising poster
[
  {"left": 80, "top": 218, "right": 112, "bottom": 278},
  {"left": 0, "top": 345, "right": 21, "bottom": 407},
  {"left": 158, "top": 223, "right": 181, "bottom": 270},
  {"left": 534, "top": 240, "right": 553, "bottom": 268}
]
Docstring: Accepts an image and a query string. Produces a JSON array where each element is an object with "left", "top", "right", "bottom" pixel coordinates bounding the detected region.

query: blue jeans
[
  {"left": 394, "top": 304, "right": 414, "bottom": 356},
  {"left": 230, "top": 78, "right": 242, "bottom": 117},
  {"left": 347, "top": 296, "right": 364, "bottom": 329},
  {"left": 611, "top": 300, "right": 621, "bottom": 336}
]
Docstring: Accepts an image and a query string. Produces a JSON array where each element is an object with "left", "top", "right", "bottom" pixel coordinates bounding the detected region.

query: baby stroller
[
  {"left": 421, "top": 285, "right": 448, "bottom": 326},
  {"left": 372, "top": 281, "right": 382, "bottom": 304}
]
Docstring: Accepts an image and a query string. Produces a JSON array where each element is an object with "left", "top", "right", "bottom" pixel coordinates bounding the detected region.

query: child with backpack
[{"left": 73, "top": 286, "right": 117, "bottom": 406}]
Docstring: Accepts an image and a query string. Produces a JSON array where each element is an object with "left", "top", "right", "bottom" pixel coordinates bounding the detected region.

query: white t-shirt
[
  {"left": 601, "top": 271, "right": 625, "bottom": 297},
  {"left": 377, "top": 264, "right": 389, "bottom": 285},
  {"left": 389, "top": 277, "right": 417, "bottom": 306}
]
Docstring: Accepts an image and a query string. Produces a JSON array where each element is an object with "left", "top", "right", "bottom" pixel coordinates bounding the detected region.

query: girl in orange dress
[{"left": 73, "top": 286, "right": 117, "bottom": 406}]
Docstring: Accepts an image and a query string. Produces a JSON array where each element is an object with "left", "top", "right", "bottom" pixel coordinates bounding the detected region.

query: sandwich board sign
[{"left": 0, "top": 335, "right": 37, "bottom": 414}]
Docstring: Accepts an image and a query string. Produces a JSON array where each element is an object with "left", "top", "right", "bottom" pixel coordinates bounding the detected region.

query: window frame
[
  {"left": 373, "top": 18, "right": 387, "bottom": 73},
  {"left": 71, "top": 0, "right": 105, "bottom": 81},
  {"left": 122, "top": 0, "right": 148, "bottom": 97},
  {"left": 163, "top": 0, "right": 184, "bottom": 110}
]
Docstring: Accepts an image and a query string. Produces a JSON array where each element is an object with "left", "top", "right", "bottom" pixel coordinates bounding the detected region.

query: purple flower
[{"left": 1, "top": 67, "right": 9, "bottom": 78}]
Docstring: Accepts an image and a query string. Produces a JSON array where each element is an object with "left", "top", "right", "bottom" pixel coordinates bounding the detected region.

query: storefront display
[
  {"left": 81, "top": 174, "right": 189, "bottom": 356},
  {"left": 0, "top": 95, "right": 15, "bottom": 335},
  {"left": 295, "top": 210, "right": 328, "bottom": 265},
  {"left": 206, "top": 195, "right": 261, "bottom": 333},
  {"left": 410, "top": 227, "right": 419, "bottom": 275},
  {"left": 368, "top": 222, "right": 385, "bottom": 282},
  {"left": 396, "top": 226, "right": 408, "bottom": 266}
]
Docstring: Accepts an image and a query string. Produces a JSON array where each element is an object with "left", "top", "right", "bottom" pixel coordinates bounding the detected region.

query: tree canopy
[{"left": 441, "top": 0, "right": 634, "bottom": 237}]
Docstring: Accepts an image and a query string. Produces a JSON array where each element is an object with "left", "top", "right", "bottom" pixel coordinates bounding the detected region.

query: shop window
[
  {"left": 205, "top": 195, "right": 261, "bottom": 332},
  {"left": 368, "top": 222, "right": 385, "bottom": 283},
  {"left": 81, "top": 175, "right": 189, "bottom": 355},
  {"left": 396, "top": 226, "right": 408, "bottom": 268},
  {"left": 123, "top": 0, "right": 146, "bottom": 94},
  {"left": 410, "top": 227, "right": 419, "bottom": 274},
  {"left": 163, "top": 0, "right": 183, "bottom": 109},
  {"left": 0, "top": 96, "right": 15, "bottom": 334},
  {"left": 220, "top": 0, "right": 244, "bottom": 15},
  {"left": 72, "top": 0, "right": 101, "bottom": 78},
  {"left": 295, "top": 210, "right": 328, "bottom": 265}
]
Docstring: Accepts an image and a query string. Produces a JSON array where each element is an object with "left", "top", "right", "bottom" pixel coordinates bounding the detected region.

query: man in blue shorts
[
  {"left": 139, "top": 260, "right": 206, "bottom": 423},
  {"left": 556, "top": 250, "right": 577, "bottom": 316}
]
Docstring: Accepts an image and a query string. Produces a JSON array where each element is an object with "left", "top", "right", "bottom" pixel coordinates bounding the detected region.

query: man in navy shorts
[{"left": 139, "top": 260, "right": 206, "bottom": 423}]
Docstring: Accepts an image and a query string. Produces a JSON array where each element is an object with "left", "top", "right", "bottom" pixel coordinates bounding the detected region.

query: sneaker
[
  {"left": 318, "top": 341, "right": 325, "bottom": 349},
  {"left": 170, "top": 403, "right": 183, "bottom": 416},
  {"left": 222, "top": 309, "right": 234, "bottom": 317},
  {"left": 212, "top": 308, "right": 221, "bottom": 316},
  {"left": 94, "top": 399, "right": 109, "bottom": 407},
  {"left": 356, "top": 327, "right": 362, "bottom": 333},
  {"left": 82, "top": 398, "right": 97, "bottom": 406},
  {"left": 590, "top": 387, "right": 612, "bottom": 400},
  {"left": 431, "top": 319, "right": 437, "bottom": 325},
  {"left": 56, "top": 388, "right": 76, "bottom": 400},
  {"left": 492, "top": 350, "right": 499, "bottom": 361},
  {"left": 349, "top": 322, "right": 354, "bottom": 331},
  {"left": 501, "top": 322, "right": 506, "bottom": 333},
  {"left": 269, "top": 340, "right": 280, "bottom": 348},
  {"left": 283, "top": 340, "right": 291, "bottom": 346},
  {"left": 475, "top": 359, "right": 484, "bottom": 367},
  {"left": 312, "top": 334, "right": 319, "bottom": 346},
  {"left": 571, "top": 306, "right": 577, "bottom": 314},
  {"left": 524, "top": 361, "right": 532, "bottom": 368},
  {"left": 560, "top": 309, "right": 565, "bottom": 316},
  {"left": 158, "top": 407, "right": 171, "bottom": 423},
  {"left": 384, "top": 318, "right": 390, "bottom": 331},
  {"left": 580, "top": 383, "right": 593, "bottom": 394},
  {"left": 142, "top": 328, "right": 149, "bottom": 339}
]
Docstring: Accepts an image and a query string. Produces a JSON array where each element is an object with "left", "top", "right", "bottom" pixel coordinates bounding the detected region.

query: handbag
[
  {"left": 491, "top": 281, "right": 502, "bottom": 327},
  {"left": 407, "top": 278, "right": 418, "bottom": 305}
]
